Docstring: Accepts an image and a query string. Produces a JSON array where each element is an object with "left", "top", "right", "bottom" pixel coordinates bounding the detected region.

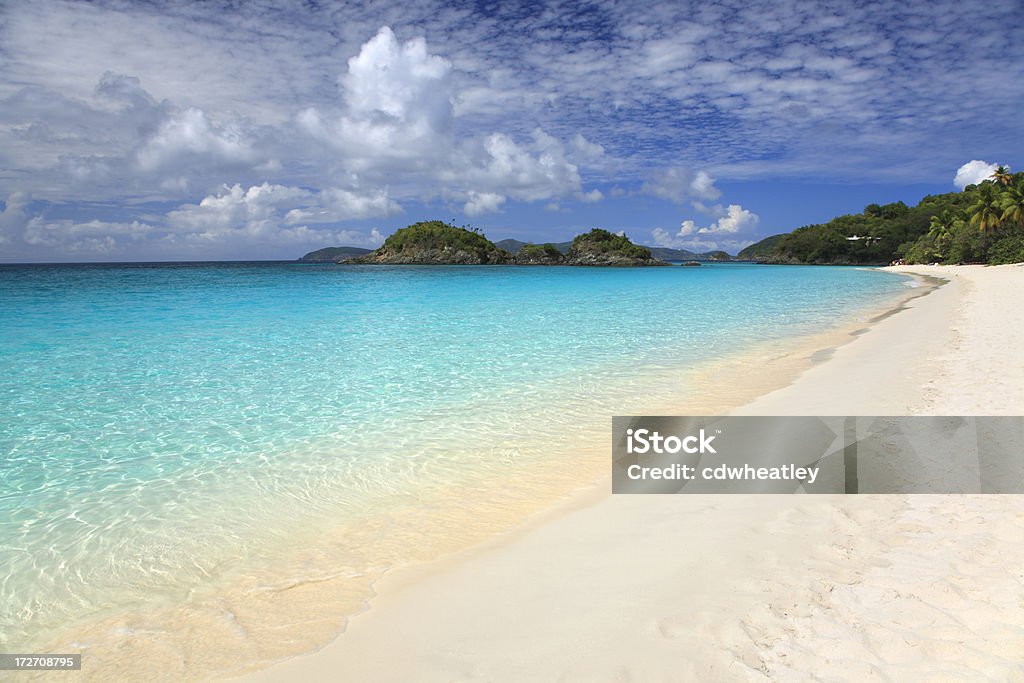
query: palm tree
[
  {"left": 991, "top": 165, "right": 1013, "bottom": 186},
  {"left": 928, "top": 210, "right": 957, "bottom": 239},
  {"left": 970, "top": 184, "right": 1003, "bottom": 233},
  {"left": 1000, "top": 181, "right": 1024, "bottom": 230},
  {"left": 927, "top": 210, "right": 958, "bottom": 259}
]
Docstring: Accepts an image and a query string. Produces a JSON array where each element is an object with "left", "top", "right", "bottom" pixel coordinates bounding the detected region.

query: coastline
[
  {"left": 243, "top": 265, "right": 1024, "bottom": 681},
  {"left": 22, "top": 265, "right": 916, "bottom": 681}
]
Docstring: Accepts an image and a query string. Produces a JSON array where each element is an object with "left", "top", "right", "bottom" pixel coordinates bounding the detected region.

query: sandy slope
[{"left": 242, "top": 264, "right": 1024, "bottom": 682}]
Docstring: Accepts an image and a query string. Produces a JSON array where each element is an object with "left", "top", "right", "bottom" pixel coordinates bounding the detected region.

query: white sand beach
[{"left": 243, "top": 265, "right": 1024, "bottom": 682}]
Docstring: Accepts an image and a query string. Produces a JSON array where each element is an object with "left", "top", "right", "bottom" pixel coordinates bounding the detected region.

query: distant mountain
[
  {"left": 496, "top": 238, "right": 731, "bottom": 261},
  {"left": 298, "top": 246, "right": 373, "bottom": 262},
  {"left": 495, "top": 238, "right": 571, "bottom": 254},
  {"left": 647, "top": 247, "right": 733, "bottom": 261},
  {"left": 737, "top": 235, "right": 786, "bottom": 261}
]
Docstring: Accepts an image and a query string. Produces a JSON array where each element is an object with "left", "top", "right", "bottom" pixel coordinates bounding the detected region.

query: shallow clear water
[{"left": 0, "top": 261, "right": 907, "bottom": 651}]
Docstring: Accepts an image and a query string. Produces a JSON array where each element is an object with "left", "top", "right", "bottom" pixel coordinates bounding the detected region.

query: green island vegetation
[
  {"left": 739, "top": 169, "right": 1024, "bottom": 265},
  {"left": 701, "top": 250, "right": 731, "bottom": 261},
  {"left": 517, "top": 243, "right": 565, "bottom": 261},
  {"left": 311, "top": 222, "right": 670, "bottom": 266},
  {"left": 493, "top": 238, "right": 726, "bottom": 261},
  {"left": 569, "top": 228, "right": 653, "bottom": 259},
  {"left": 381, "top": 220, "right": 505, "bottom": 255},
  {"left": 350, "top": 220, "right": 513, "bottom": 264},
  {"left": 304, "top": 225, "right": 734, "bottom": 265}
]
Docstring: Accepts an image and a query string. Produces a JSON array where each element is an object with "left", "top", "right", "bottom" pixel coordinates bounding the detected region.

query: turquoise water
[{"left": 0, "top": 262, "right": 908, "bottom": 654}]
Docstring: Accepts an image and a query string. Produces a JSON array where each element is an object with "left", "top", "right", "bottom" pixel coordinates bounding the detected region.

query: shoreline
[
  {"left": 19, "top": 266, "right": 962, "bottom": 681},
  {"left": 238, "top": 265, "right": 1022, "bottom": 681},
  {"left": 27, "top": 267, "right": 922, "bottom": 681}
]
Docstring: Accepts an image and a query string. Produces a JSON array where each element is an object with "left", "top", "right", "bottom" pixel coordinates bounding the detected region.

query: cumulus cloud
[
  {"left": 652, "top": 236, "right": 755, "bottom": 254},
  {"left": 709, "top": 204, "right": 759, "bottom": 233},
  {"left": 285, "top": 188, "right": 401, "bottom": 224},
  {"left": 641, "top": 168, "right": 721, "bottom": 203},
  {"left": 464, "top": 191, "right": 506, "bottom": 216},
  {"left": 652, "top": 204, "right": 759, "bottom": 251},
  {"left": 23, "top": 218, "right": 153, "bottom": 248},
  {"left": 298, "top": 28, "right": 595, "bottom": 214},
  {"left": 569, "top": 134, "right": 605, "bottom": 165},
  {"left": 0, "top": 184, "right": 387, "bottom": 260},
  {"left": 166, "top": 183, "right": 307, "bottom": 237},
  {"left": 2, "top": 192, "right": 157, "bottom": 256},
  {"left": 165, "top": 183, "right": 396, "bottom": 246},
  {"left": 953, "top": 160, "right": 1003, "bottom": 189},
  {"left": 457, "top": 130, "right": 585, "bottom": 202},
  {"left": 136, "top": 108, "right": 260, "bottom": 172},
  {"left": 343, "top": 27, "right": 452, "bottom": 129},
  {"left": 0, "top": 192, "right": 31, "bottom": 244},
  {"left": 299, "top": 26, "right": 454, "bottom": 167}
]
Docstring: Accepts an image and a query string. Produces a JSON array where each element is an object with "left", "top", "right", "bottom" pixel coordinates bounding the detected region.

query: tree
[
  {"left": 927, "top": 210, "right": 958, "bottom": 260},
  {"left": 970, "top": 184, "right": 1003, "bottom": 233},
  {"left": 928, "top": 210, "right": 957, "bottom": 239},
  {"left": 999, "top": 181, "right": 1024, "bottom": 230},
  {"left": 991, "top": 165, "right": 1013, "bottom": 186}
]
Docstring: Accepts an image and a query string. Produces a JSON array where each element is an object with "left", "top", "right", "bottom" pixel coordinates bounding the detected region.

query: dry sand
[{"left": 243, "top": 264, "right": 1024, "bottom": 682}]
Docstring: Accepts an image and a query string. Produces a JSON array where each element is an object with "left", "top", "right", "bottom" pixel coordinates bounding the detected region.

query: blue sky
[{"left": 0, "top": 0, "right": 1021, "bottom": 261}]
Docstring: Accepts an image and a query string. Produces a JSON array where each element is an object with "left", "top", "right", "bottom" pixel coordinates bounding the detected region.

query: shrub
[
  {"left": 987, "top": 234, "right": 1024, "bottom": 265},
  {"left": 570, "top": 229, "right": 651, "bottom": 259}
]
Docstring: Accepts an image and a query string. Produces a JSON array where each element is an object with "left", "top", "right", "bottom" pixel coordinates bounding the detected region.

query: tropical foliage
[
  {"left": 569, "top": 228, "right": 652, "bottom": 259},
  {"left": 518, "top": 243, "right": 564, "bottom": 260},
  {"left": 739, "top": 170, "right": 1024, "bottom": 265},
  {"left": 382, "top": 220, "right": 504, "bottom": 254}
]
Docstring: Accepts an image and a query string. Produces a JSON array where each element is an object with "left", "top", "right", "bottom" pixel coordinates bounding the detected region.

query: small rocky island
[
  {"left": 329, "top": 221, "right": 670, "bottom": 266},
  {"left": 348, "top": 221, "right": 513, "bottom": 264},
  {"left": 564, "top": 228, "right": 668, "bottom": 266}
]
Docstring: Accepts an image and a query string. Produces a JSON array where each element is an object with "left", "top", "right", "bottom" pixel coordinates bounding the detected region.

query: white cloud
[
  {"left": 569, "top": 134, "right": 605, "bottom": 165},
  {"left": 458, "top": 130, "right": 583, "bottom": 201},
  {"left": 136, "top": 108, "right": 260, "bottom": 172},
  {"left": 285, "top": 188, "right": 401, "bottom": 224},
  {"left": 0, "top": 192, "right": 31, "bottom": 244},
  {"left": 953, "top": 160, "right": 1002, "bottom": 189},
  {"left": 651, "top": 235, "right": 755, "bottom": 254},
  {"left": 2, "top": 192, "right": 156, "bottom": 256},
  {"left": 166, "top": 183, "right": 310, "bottom": 238},
  {"left": 165, "top": 183, "right": 396, "bottom": 246},
  {"left": 0, "top": 184, "right": 386, "bottom": 261},
  {"left": 300, "top": 29, "right": 589, "bottom": 210},
  {"left": 329, "top": 228, "right": 386, "bottom": 249},
  {"left": 652, "top": 203, "right": 759, "bottom": 251},
  {"left": 641, "top": 168, "right": 721, "bottom": 203},
  {"left": 710, "top": 204, "right": 759, "bottom": 234},
  {"left": 677, "top": 220, "right": 697, "bottom": 237},
  {"left": 298, "top": 26, "right": 454, "bottom": 165},
  {"left": 343, "top": 27, "right": 452, "bottom": 126},
  {"left": 23, "top": 218, "right": 152, "bottom": 247},
  {"left": 463, "top": 191, "right": 506, "bottom": 216}
]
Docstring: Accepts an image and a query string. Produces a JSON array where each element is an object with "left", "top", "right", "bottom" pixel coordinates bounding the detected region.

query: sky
[{"left": 0, "top": 0, "right": 1021, "bottom": 262}]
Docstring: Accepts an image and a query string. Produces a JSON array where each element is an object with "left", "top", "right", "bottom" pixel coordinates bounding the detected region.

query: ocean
[{"left": 0, "top": 261, "right": 909, "bottom": 674}]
